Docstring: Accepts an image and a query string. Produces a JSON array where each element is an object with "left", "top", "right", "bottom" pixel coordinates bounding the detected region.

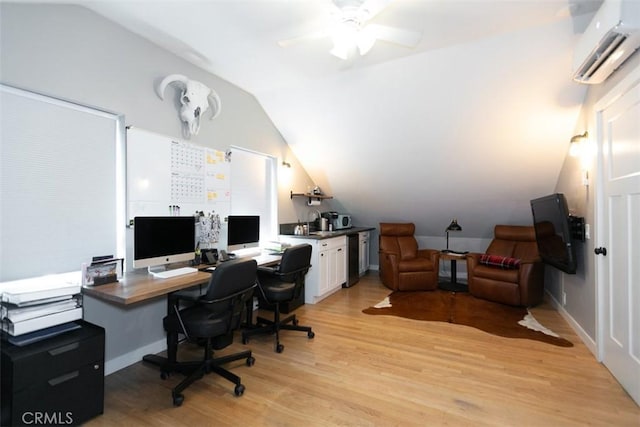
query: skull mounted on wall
[{"left": 156, "top": 74, "right": 222, "bottom": 138}]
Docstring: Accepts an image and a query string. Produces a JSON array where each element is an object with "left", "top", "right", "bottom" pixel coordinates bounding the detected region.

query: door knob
[{"left": 594, "top": 247, "right": 607, "bottom": 256}]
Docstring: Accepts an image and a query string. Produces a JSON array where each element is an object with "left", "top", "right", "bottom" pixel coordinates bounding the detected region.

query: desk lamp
[{"left": 444, "top": 219, "right": 462, "bottom": 253}]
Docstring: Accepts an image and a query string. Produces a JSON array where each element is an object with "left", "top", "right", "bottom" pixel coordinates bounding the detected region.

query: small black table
[{"left": 438, "top": 251, "right": 468, "bottom": 292}]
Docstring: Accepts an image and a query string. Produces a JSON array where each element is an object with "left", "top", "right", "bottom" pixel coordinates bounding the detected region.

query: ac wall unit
[{"left": 573, "top": 0, "right": 640, "bottom": 84}]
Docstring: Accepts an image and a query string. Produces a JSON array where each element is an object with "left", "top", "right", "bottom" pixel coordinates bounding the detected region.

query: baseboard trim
[
  {"left": 545, "top": 290, "right": 597, "bottom": 357},
  {"left": 105, "top": 338, "right": 166, "bottom": 375}
]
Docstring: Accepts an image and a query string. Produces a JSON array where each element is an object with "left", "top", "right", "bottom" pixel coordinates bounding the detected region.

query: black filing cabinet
[{"left": 1, "top": 320, "right": 105, "bottom": 426}]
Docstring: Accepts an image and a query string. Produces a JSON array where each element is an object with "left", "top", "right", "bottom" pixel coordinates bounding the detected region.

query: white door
[{"left": 596, "top": 68, "right": 640, "bottom": 405}]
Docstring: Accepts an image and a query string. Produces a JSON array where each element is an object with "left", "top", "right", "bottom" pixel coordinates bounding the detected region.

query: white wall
[
  {"left": 0, "top": 3, "right": 316, "bottom": 224},
  {"left": 0, "top": 3, "right": 315, "bottom": 372},
  {"left": 550, "top": 53, "right": 640, "bottom": 343}
]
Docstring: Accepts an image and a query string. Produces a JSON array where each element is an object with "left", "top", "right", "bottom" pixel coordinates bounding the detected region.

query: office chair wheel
[
  {"left": 292, "top": 318, "right": 299, "bottom": 326},
  {"left": 246, "top": 356, "right": 255, "bottom": 367},
  {"left": 242, "top": 337, "right": 249, "bottom": 345},
  {"left": 276, "top": 343, "right": 284, "bottom": 353},
  {"left": 160, "top": 371, "right": 170, "bottom": 380},
  {"left": 172, "top": 393, "right": 184, "bottom": 407},
  {"left": 308, "top": 331, "right": 315, "bottom": 339},
  {"left": 234, "top": 384, "right": 245, "bottom": 396}
]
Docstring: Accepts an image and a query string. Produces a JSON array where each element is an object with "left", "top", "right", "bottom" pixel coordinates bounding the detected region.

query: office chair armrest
[
  {"left": 168, "top": 286, "right": 206, "bottom": 312},
  {"left": 258, "top": 266, "right": 278, "bottom": 274},
  {"left": 172, "top": 289, "right": 204, "bottom": 303},
  {"left": 274, "top": 265, "right": 312, "bottom": 277},
  {"left": 198, "top": 283, "right": 257, "bottom": 305}
]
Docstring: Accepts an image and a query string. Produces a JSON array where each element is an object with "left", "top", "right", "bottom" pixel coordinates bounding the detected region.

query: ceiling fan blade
[
  {"left": 278, "top": 29, "right": 330, "bottom": 48},
  {"left": 368, "top": 24, "right": 422, "bottom": 48}
]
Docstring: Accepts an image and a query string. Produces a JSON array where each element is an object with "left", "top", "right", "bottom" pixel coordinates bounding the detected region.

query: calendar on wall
[{"left": 126, "top": 127, "right": 231, "bottom": 222}]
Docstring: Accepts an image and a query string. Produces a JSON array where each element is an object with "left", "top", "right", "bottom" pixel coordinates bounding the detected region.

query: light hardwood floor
[{"left": 86, "top": 273, "right": 639, "bottom": 426}]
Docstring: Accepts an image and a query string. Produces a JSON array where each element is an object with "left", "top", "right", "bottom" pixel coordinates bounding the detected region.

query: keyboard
[{"left": 151, "top": 267, "right": 198, "bottom": 279}]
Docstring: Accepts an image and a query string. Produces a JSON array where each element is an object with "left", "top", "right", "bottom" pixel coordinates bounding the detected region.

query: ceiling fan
[{"left": 278, "top": 0, "right": 422, "bottom": 60}]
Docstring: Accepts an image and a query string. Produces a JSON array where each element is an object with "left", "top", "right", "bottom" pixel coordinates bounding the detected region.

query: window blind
[{"left": 0, "top": 85, "right": 125, "bottom": 282}]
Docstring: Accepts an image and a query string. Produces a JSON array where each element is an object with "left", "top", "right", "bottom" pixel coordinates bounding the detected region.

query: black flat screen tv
[{"left": 530, "top": 193, "right": 577, "bottom": 274}]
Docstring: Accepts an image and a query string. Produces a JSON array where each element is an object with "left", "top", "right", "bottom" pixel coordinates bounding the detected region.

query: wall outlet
[{"left": 562, "top": 291, "right": 567, "bottom": 306}]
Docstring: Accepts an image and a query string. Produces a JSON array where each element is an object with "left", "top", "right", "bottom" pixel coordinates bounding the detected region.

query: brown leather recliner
[
  {"left": 466, "top": 225, "right": 544, "bottom": 307},
  {"left": 378, "top": 223, "right": 440, "bottom": 291}
]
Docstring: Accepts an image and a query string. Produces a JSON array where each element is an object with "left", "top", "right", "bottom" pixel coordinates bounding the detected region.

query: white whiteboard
[{"left": 126, "top": 127, "right": 231, "bottom": 221}]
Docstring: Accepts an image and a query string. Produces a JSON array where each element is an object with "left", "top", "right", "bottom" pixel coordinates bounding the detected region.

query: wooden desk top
[
  {"left": 82, "top": 269, "right": 211, "bottom": 306},
  {"left": 82, "top": 255, "right": 281, "bottom": 306}
]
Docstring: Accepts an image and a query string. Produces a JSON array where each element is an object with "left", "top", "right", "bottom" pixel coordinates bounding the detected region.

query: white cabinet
[
  {"left": 358, "top": 231, "right": 370, "bottom": 276},
  {"left": 280, "top": 235, "right": 347, "bottom": 304},
  {"left": 318, "top": 247, "right": 333, "bottom": 296}
]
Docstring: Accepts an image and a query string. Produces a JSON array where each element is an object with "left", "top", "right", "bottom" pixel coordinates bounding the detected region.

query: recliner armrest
[
  {"left": 465, "top": 252, "right": 483, "bottom": 270},
  {"left": 417, "top": 248, "right": 440, "bottom": 263},
  {"left": 466, "top": 252, "right": 483, "bottom": 260},
  {"left": 517, "top": 258, "right": 541, "bottom": 264},
  {"left": 380, "top": 251, "right": 399, "bottom": 270}
]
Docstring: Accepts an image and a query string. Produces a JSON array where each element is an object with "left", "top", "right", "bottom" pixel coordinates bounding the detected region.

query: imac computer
[
  {"left": 227, "top": 215, "right": 260, "bottom": 254},
  {"left": 133, "top": 216, "right": 196, "bottom": 277}
]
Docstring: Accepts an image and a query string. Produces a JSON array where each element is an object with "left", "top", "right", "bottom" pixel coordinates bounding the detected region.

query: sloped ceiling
[{"left": 79, "top": 0, "right": 602, "bottom": 238}]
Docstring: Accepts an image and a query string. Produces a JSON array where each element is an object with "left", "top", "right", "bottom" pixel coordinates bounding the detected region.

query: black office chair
[
  {"left": 242, "top": 244, "right": 314, "bottom": 353},
  {"left": 161, "top": 258, "right": 257, "bottom": 406}
]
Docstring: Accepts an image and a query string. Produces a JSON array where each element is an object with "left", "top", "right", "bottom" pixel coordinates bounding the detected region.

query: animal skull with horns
[{"left": 156, "top": 74, "right": 222, "bottom": 138}]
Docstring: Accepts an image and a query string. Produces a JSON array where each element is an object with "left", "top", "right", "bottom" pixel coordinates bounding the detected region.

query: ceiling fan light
[
  {"left": 330, "top": 23, "right": 357, "bottom": 60},
  {"left": 330, "top": 44, "right": 350, "bottom": 60},
  {"left": 356, "top": 27, "right": 376, "bottom": 55}
]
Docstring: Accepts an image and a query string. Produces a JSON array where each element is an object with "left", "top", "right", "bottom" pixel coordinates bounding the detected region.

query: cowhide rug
[{"left": 363, "top": 290, "right": 572, "bottom": 347}]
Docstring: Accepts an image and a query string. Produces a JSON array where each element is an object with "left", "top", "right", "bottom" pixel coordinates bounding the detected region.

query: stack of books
[
  {"left": 1, "top": 272, "right": 83, "bottom": 340},
  {"left": 263, "top": 241, "right": 290, "bottom": 254}
]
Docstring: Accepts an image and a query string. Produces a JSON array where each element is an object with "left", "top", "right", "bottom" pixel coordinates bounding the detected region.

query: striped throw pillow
[{"left": 479, "top": 254, "right": 521, "bottom": 269}]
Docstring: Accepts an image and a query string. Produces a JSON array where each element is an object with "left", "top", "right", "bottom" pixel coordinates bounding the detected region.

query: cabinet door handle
[
  {"left": 48, "top": 342, "right": 79, "bottom": 356},
  {"left": 338, "top": 248, "right": 343, "bottom": 252},
  {"left": 48, "top": 370, "right": 79, "bottom": 387}
]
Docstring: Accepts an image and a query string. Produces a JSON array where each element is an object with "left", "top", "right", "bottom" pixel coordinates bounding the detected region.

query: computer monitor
[
  {"left": 227, "top": 215, "right": 260, "bottom": 253},
  {"left": 133, "top": 216, "right": 195, "bottom": 271}
]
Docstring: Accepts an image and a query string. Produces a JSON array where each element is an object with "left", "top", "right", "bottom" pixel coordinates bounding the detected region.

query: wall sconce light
[
  {"left": 282, "top": 161, "right": 291, "bottom": 168},
  {"left": 443, "top": 219, "right": 462, "bottom": 253},
  {"left": 569, "top": 131, "right": 588, "bottom": 157}
]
